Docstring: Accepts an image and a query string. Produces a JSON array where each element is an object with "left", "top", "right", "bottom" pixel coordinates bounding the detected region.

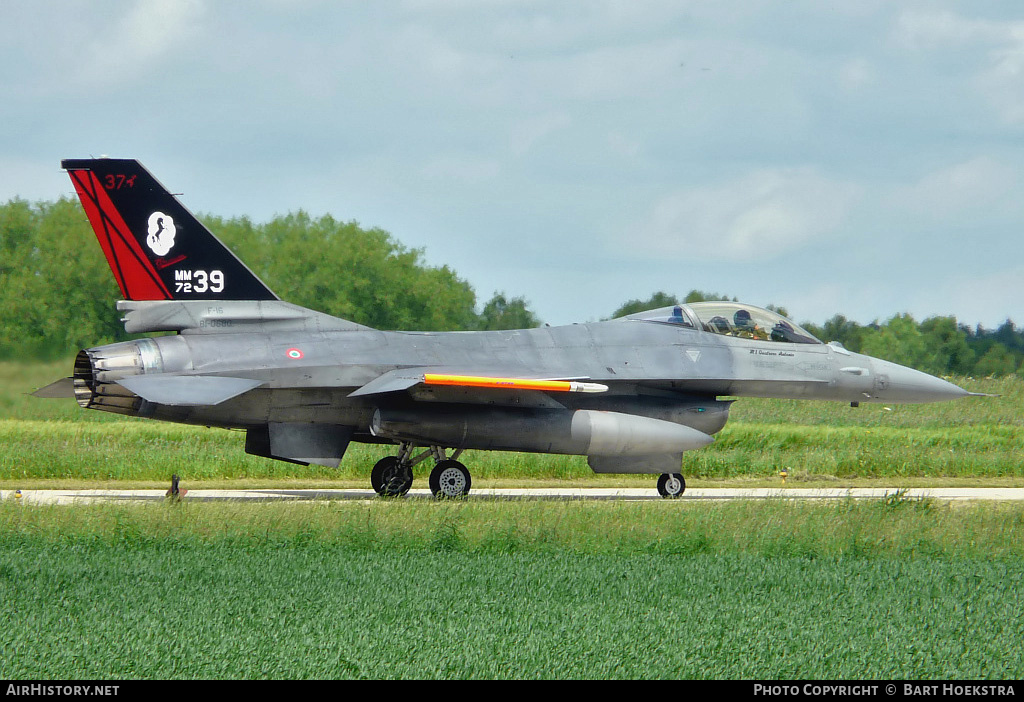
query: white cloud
[
  {"left": 894, "top": 9, "right": 1024, "bottom": 125},
  {"left": 72, "top": 0, "right": 206, "bottom": 90},
  {"left": 890, "top": 156, "right": 1019, "bottom": 218},
  {"left": 420, "top": 154, "right": 501, "bottom": 181},
  {"left": 510, "top": 112, "right": 572, "bottom": 155},
  {"left": 630, "top": 168, "right": 860, "bottom": 260},
  {"left": 980, "top": 40, "right": 1024, "bottom": 124},
  {"left": 606, "top": 131, "right": 642, "bottom": 159},
  {"left": 894, "top": 9, "right": 1005, "bottom": 48},
  {"left": 839, "top": 57, "right": 874, "bottom": 90}
]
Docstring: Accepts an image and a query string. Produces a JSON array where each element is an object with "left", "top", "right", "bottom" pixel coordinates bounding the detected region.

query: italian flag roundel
[{"left": 286, "top": 348, "right": 304, "bottom": 360}]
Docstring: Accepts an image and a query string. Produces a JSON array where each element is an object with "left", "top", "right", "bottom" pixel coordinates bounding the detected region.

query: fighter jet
[{"left": 46, "top": 158, "right": 981, "bottom": 498}]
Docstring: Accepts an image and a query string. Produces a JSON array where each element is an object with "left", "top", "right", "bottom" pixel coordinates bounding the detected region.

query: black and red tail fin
[{"left": 62, "top": 158, "right": 278, "bottom": 301}]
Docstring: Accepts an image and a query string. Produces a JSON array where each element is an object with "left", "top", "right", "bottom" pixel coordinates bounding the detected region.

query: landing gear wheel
[
  {"left": 371, "top": 456, "right": 413, "bottom": 497},
  {"left": 657, "top": 473, "right": 686, "bottom": 498},
  {"left": 429, "top": 460, "right": 472, "bottom": 499}
]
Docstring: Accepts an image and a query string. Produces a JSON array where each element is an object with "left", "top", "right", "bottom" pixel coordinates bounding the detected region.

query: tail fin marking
[
  {"left": 62, "top": 158, "right": 278, "bottom": 302},
  {"left": 67, "top": 167, "right": 172, "bottom": 300}
]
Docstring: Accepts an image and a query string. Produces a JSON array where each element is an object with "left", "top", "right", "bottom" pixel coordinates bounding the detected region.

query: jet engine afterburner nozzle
[{"left": 73, "top": 338, "right": 164, "bottom": 415}]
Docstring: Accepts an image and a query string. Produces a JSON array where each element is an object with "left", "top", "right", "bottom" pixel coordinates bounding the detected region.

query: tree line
[{"left": 1, "top": 198, "right": 1021, "bottom": 377}]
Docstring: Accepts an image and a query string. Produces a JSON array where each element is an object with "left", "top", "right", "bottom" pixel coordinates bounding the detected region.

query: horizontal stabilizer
[
  {"left": 116, "top": 375, "right": 263, "bottom": 406},
  {"left": 31, "top": 377, "right": 75, "bottom": 398}
]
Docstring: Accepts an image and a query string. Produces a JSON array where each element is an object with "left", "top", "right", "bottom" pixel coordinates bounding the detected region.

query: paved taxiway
[{"left": 3, "top": 487, "right": 1024, "bottom": 505}]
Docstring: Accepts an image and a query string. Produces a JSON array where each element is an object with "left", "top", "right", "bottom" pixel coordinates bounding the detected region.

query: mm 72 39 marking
[{"left": 174, "top": 269, "right": 225, "bottom": 294}]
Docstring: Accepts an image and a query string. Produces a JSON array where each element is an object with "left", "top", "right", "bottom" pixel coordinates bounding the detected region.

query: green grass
[
  {"left": 4, "top": 546, "right": 1021, "bottom": 679},
  {"left": 2, "top": 499, "right": 1023, "bottom": 679},
  {"left": 4, "top": 497, "right": 1024, "bottom": 558},
  {"left": 691, "top": 423, "right": 1024, "bottom": 480}
]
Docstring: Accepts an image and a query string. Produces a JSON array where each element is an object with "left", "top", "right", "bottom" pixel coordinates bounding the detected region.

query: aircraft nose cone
[{"left": 870, "top": 359, "right": 971, "bottom": 403}]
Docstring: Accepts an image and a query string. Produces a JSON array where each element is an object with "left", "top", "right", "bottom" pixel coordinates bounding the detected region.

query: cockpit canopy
[{"left": 625, "top": 301, "right": 821, "bottom": 345}]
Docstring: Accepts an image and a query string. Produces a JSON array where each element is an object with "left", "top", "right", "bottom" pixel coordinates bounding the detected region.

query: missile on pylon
[{"left": 422, "top": 373, "right": 608, "bottom": 393}]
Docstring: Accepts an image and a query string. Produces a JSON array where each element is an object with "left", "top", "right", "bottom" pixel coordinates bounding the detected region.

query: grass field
[
  {"left": 3, "top": 360, "right": 1023, "bottom": 679},
  {"left": 5, "top": 544, "right": 1021, "bottom": 679},
  {"left": 2, "top": 498, "right": 1023, "bottom": 679}
]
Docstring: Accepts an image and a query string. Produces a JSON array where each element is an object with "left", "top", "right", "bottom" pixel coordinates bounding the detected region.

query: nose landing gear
[{"left": 657, "top": 473, "right": 686, "bottom": 498}]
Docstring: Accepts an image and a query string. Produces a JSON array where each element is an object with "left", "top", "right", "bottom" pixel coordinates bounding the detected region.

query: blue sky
[{"left": 2, "top": 1, "right": 1022, "bottom": 329}]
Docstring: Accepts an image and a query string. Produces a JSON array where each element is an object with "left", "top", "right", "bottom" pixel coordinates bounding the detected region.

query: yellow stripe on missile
[{"left": 423, "top": 374, "right": 608, "bottom": 393}]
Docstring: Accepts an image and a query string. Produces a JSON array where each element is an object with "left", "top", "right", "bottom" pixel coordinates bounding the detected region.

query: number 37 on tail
[{"left": 39, "top": 158, "right": 985, "bottom": 498}]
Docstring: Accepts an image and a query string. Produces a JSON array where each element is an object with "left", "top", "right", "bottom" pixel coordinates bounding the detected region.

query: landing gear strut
[
  {"left": 657, "top": 473, "right": 686, "bottom": 498},
  {"left": 370, "top": 443, "right": 472, "bottom": 499}
]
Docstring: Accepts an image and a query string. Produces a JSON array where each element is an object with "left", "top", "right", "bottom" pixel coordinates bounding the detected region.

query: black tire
[
  {"left": 371, "top": 456, "right": 413, "bottom": 497},
  {"left": 428, "top": 460, "right": 472, "bottom": 499},
  {"left": 657, "top": 473, "right": 686, "bottom": 498}
]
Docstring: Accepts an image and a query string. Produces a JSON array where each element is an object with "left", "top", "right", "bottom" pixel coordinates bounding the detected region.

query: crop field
[
  {"left": 2, "top": 360, "right": 1023, "bottom": 679},
  {"left": 2, "top": 498, "right": 1024, "bottom": 679}
]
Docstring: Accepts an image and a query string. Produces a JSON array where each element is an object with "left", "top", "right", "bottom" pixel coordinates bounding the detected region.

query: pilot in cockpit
[
  {"left": 771, "top": 319, "right": 816, "bottom": 344},
  {"left": 733, "top": 309, "right": 768, "bottom": 340}
]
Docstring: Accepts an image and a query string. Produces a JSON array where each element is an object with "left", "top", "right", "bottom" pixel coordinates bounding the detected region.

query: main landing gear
[
  {"left": 657, "top": 473, "right": 686, "bottom": 499},
  {"left": 371, "top": 443, "right": 471, "bottom": 499},
  {"left": 371, "top": 445, "right": 684, "bottom": 500}
]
